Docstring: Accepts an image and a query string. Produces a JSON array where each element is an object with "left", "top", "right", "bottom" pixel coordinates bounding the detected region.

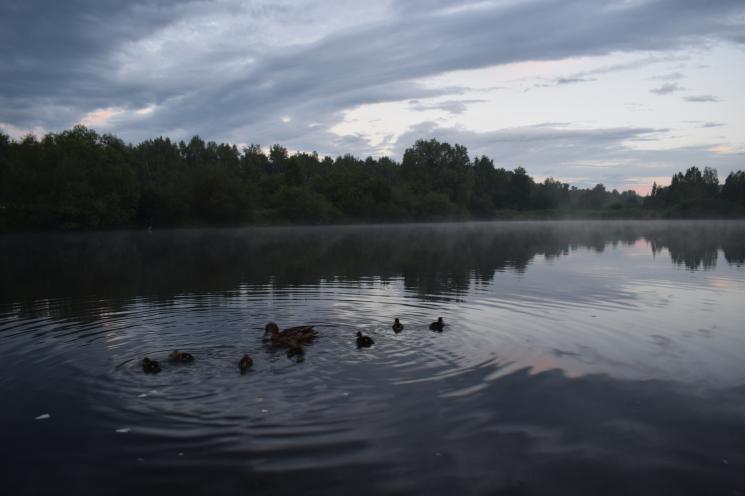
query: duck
[
  {"left": 356, "top": 331, "right": 374, "bottom": 348},
  {"left": 142, "top": 357, "right": 161, "bottom": 373},
  {"left": 429, "top": 317, "right": 445, "bottom": 332},
  {"left": 392, "top": 318, "right": 404, "bottom": 333},
  {"left": 169, "top": 350, "right": 195, "bottom": 362},
  {"left": 239, "top": 354, "right": 253, "bottom": 373},
  {"left": 264, "top": 322, "right": 319, "bottom": 347}
]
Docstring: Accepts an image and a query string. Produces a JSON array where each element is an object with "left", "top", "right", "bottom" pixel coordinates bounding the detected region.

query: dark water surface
[{"left": 1, "top": 221, "right": 744, "bottom": 495}]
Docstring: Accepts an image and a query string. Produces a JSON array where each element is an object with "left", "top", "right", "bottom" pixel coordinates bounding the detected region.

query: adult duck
[{"left": 264, "top": 322, "right": 319, "bottom": 346}]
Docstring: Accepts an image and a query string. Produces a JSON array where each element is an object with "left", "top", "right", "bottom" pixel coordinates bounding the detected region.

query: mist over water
[{"left": 1, "top": 221, "right": 744, "bottom": 495}]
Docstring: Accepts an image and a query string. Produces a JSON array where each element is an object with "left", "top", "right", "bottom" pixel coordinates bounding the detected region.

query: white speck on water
[
  {"left": 261, "top": 409, "right": 269, "bottom": 413},
  {"left": 34, "top": 413, "right": 51, "bottom": 420},
  {"left": 343, "top": 392, "right": 350, "bottom": 396},
  {"left": 115, "top": 427, "right": 131, "bottom": 433},
  {"left": 178, "top": 452, "right": 184, "bottom": 457},
  {"left": 149, "top": 390, "right": 159, "bottom": 395},
  {"left": 137, "top": 393, "right": 148, "bottom": 398}
]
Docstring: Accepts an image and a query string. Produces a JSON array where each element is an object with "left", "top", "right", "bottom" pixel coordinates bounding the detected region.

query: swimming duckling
[
  {"left": 239, "top": 354, "right": 253, "bottom": 373},
  {"left": 429, "top": 317, "right": 445, "bottom": 332},
  {"left": 264, "top": 322, "right": 319, "bottom": 347},
  {"left": 392, "top": 318, "right": 404, "bottom": 333},
  {"left": 356, "top": 331, "right": 374, "bottom": 348},
  {"left": 142, "top": 357, "right": 161, "bottom": 373},
  {"left": 169, "top": 350, "right": 195, "bottom": 362}
]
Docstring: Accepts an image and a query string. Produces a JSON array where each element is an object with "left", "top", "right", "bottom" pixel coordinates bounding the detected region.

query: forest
[{"left": 1, "top": 125, "right": 744, "bottom": 229}]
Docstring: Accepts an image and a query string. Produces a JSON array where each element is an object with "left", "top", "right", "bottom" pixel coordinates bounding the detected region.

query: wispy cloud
[
  {"left": 529, "top": 76, "right": 597, "bottom": 91},
  {"left": 409, "top": 99, "right": 488, "bottom": 114},
  {"left": 684, "top": 95, "right": 720, "bottom": 102},
  {"left": 650, "top": 82, "right": 684, "bottom": 95},
  {"left": 652, "top": 71, "right": 686, "bottom": 81}
]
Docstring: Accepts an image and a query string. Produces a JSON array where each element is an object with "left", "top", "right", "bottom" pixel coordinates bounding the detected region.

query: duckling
[
  {"left": 169, "top": 350, "right": 195, "bottom": 362},
  {"left": 392, "top": 318, "right": 404, "bottom": 333},
  {"left": 239, "top": 354, "right": 253, "bottom": 373},
  {"left": 142, "top": 357, "right": 161, "bottom": 373},
  {"left": 264, "top": 322, "right": 319, "bottom": 347},
  {"left": 429, "top": 317, "right": 445, "bottom": 332},
  {"left": 356, "top": 331, "right": 374, "bottom": 348}
]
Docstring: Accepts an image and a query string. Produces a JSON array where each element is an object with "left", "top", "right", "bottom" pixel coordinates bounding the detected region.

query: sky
[{"left": 1, "top": 0, "right": 744, "bottom": 193}]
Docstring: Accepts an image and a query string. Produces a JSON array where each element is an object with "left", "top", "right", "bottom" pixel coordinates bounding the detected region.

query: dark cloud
[
  {"left": 2, "top": 1, "right": 744, "bottom": 130},
  {"left": 0, "top": 1, "right": 198, "bottom": 119}
]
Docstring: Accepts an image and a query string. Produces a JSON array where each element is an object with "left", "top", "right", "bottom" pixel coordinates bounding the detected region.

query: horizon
[{"left": 2, "top": 0, "right": 744, "bottom": 195}]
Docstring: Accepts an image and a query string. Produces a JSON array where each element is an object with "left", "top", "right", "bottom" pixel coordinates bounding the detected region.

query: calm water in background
[{"left": 1, "top": 221, "right": 744, "bottom": 495}]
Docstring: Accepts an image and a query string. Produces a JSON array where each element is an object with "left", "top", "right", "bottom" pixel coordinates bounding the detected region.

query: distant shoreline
[{"left": 2, "top": 127, "right": 743, "bottom": 231}]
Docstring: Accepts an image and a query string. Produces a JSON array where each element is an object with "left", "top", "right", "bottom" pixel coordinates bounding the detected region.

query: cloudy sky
[{"left": 1, "top": 0, "right": 744, "bottom": 192}]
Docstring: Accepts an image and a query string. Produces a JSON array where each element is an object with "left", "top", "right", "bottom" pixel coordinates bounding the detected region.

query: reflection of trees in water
[
  {"left": 649, "top": 229, "right": 720, "bottom": 270},
  {"left": 648, "top": 222, "right": 745, "bottom": 270},
  {"left": 1, "top": 222, "right": 744, "bottom": 318}
]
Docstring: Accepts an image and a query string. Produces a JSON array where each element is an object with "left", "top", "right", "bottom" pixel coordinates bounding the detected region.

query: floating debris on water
[
  {"left": 137, "top": 393, "right": 148, "bottom": 398},
  {"left": 115, "top": 427, "right": 131, "bottom": 433},
  {"left": 34, "top": 413, "right": 51, "bottom": 420}
]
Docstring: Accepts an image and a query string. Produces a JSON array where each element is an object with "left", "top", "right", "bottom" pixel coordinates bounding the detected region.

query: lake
[{"left": 1, "top": 221, "right": 744, "bottom": 495}]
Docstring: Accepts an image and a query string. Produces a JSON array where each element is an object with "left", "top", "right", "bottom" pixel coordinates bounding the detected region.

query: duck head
[{"left": 265, "top": 322, "right": 280, "bottom": 337}]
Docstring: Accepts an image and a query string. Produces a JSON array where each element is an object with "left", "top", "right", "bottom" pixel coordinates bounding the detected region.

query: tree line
[{"left": 1, "top": 125, "right": 743, "bottom": 229}]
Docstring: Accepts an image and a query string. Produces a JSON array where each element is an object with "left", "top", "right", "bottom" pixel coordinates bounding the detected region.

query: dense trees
[
  {"left": 0, "top": 126, "right": 743, "bottom": 230},
  {"left": 1, "top": 127, "right": 138, "bottom": 228},
  {"left": 644, "top": 166, "right": 744, "bottom": 215}
]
